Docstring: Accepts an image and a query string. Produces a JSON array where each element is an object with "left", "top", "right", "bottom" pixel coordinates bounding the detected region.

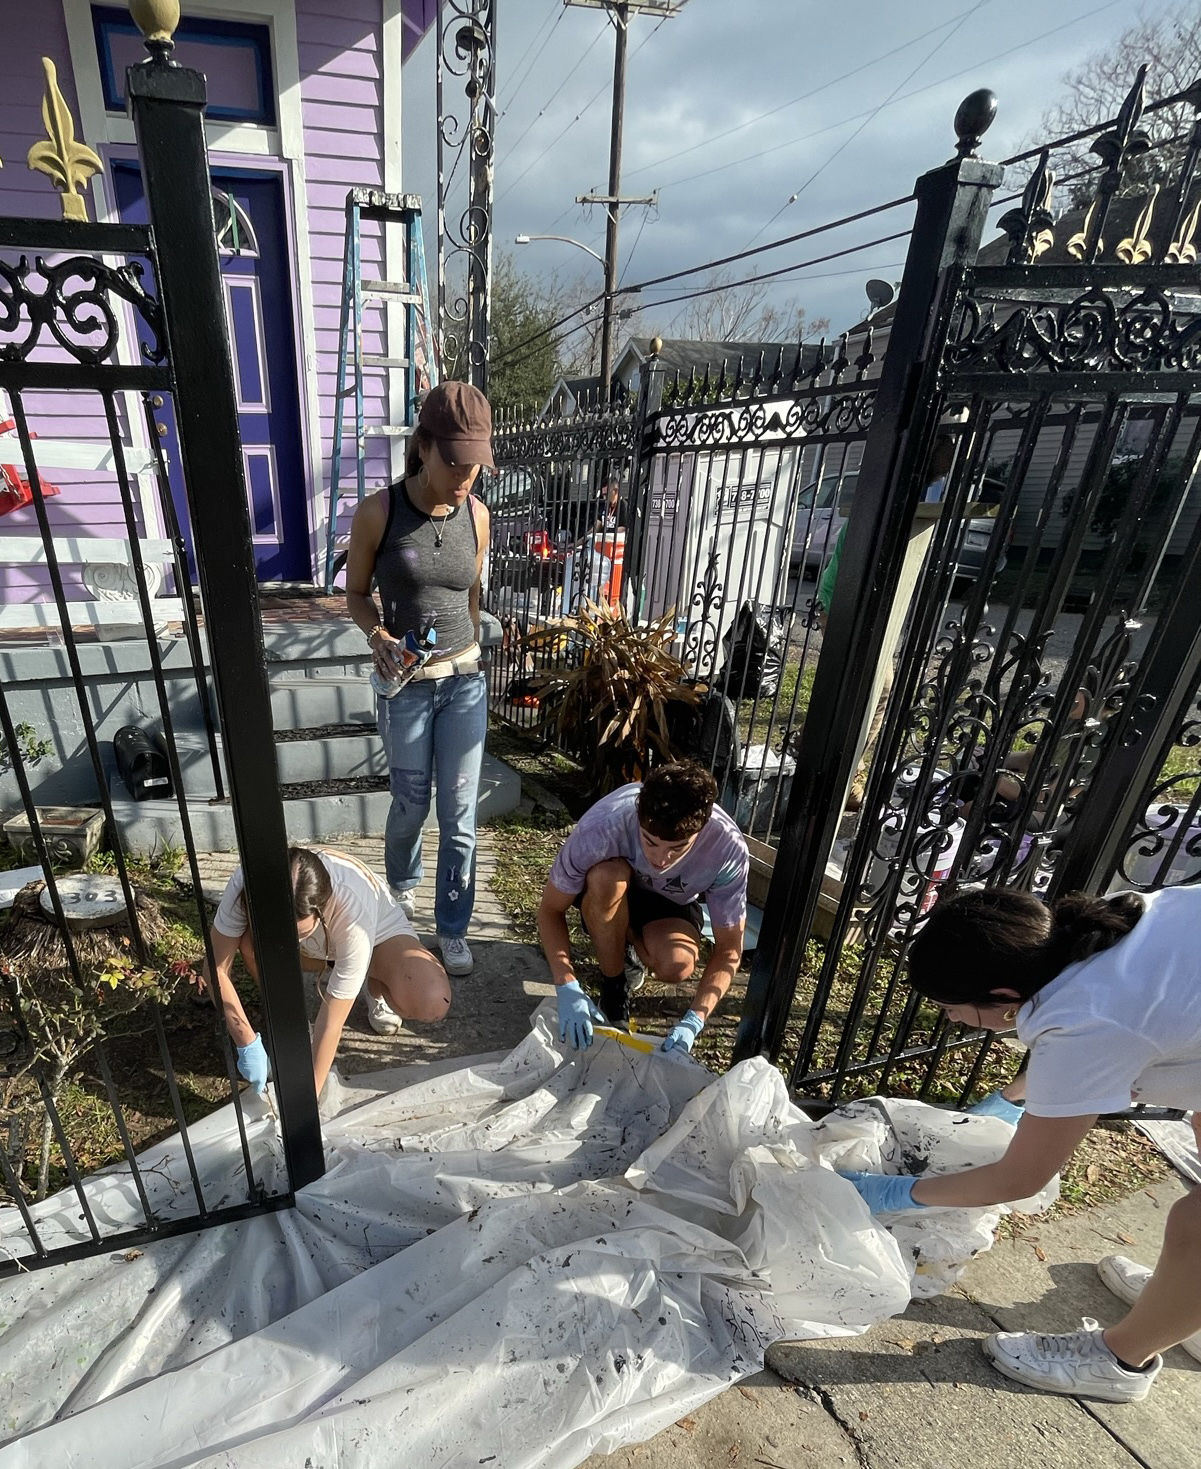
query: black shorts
[{"left": 575, "top": 884, "right": 703, "bottom": 938}]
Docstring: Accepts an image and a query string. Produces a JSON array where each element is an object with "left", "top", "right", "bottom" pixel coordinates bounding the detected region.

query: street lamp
[{"left": 514, "top": 232, "right": 606, "bottom": 268}]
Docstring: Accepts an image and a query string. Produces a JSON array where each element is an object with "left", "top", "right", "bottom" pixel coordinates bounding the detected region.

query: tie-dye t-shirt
[{"left": 548, "top": 783, "right": 749, "bottom": 930}]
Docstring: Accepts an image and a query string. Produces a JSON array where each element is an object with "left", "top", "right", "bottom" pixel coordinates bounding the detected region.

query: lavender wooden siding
[
  {"left": 0, "top": 9, "right": 140, "bottom": 606},
  {"left": 297, "top": 0, "right": 394, "bottom": 539}
]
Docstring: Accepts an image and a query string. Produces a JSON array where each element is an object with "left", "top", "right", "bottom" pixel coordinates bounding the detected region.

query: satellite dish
[{"left": 865, "top": 278, "right": 895, "bottom": 313}]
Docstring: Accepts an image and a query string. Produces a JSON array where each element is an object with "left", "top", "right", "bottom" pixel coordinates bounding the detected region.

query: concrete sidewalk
[
  {"left": 582, "top": 1187, "right": 1197, "bottom": 1469},
  {"left": 193, "top": 828, "right": 1197, "bottom": 1469}
]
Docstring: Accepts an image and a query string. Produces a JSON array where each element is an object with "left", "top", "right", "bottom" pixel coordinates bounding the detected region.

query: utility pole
[{"left": 566, "top": 0, "right": 684, "bottom": 398}]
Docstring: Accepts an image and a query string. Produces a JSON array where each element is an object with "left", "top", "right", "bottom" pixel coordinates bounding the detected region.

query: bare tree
[
  {"left": 1037, "top": 5, "right": 1201, "bottom": 203},
  {"left": 670, "top": 268, "right": 830, "bottom": 344}
]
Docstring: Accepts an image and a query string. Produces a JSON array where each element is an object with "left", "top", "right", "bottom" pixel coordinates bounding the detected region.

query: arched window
[{"left": 212, "top": 188, "right": 259, "bottom": 258}]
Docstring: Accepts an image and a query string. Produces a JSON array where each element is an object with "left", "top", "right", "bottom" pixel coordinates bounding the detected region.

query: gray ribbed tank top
[{"left": 374, "top": 481, "right": 480, "bottom": 655}]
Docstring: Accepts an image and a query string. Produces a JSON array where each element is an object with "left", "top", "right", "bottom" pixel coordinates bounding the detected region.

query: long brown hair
[{"left": 405, "top": 426, "right": 433, "bottom": 480}]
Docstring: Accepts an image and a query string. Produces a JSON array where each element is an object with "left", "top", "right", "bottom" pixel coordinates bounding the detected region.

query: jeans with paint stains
[{"left": 377, "top": 671, "right": 487, "bottom": 937}]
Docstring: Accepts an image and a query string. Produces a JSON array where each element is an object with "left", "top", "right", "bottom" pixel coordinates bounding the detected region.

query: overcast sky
[{"left": 402, "top": 0, "right": 1180, "bottom": 351}]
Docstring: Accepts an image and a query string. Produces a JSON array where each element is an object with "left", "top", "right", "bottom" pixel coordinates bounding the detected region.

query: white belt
[{"left": 410, "top": 641, "right": 482, "bottom": 680}]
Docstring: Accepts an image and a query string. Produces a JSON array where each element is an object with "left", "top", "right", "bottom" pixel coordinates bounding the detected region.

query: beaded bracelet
[{"left": 366, "top": 623, "right": 389, "bottom": 646}]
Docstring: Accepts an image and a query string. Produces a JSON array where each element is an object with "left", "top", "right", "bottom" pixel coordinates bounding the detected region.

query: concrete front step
[
  {"left": 152, "top": 723, "right": 387, "bottom": 787},
  {"left": 270, "top": 675, "right": 376, "bottom": 730},
  {"left": 108, "top": 752, "right": 521, "bottom": 854}
]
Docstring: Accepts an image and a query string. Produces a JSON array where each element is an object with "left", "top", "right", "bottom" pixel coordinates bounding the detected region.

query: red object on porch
[{"left": 0, "top": 420, "right": 60, "bottom": 517}]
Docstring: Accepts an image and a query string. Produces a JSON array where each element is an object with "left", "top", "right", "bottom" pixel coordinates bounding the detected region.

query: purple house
[{"left": 0, "top": 0, "right": 436, "bottom": 610}]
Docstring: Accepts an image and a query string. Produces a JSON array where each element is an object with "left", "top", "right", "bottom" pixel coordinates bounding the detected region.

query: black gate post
[
  {"left": 126, "top": 30, "right": 324, "bottom": 1186},
  {"left": 734, "top": 93, "right": 1004, "bottom": 1065},
  {"left": 625, "top": 338, "right": 666, "bottom": 617}
]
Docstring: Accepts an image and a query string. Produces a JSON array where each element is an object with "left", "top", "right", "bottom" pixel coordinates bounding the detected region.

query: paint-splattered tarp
[{"left": 0, "top": 1004, "right": 1051, "bottom": 1467}]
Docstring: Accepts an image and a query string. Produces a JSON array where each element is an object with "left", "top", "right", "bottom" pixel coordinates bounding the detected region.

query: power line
[
  {"left": 498, "top": 1, "right": 565, "bottom": 114},
  {"left": 623, "top": 5, "right": 987, "bottom": 183},
  {"left": 506, "top": 14, "right": 669, "bottom": 216},
  {"left": 747, "top": 0, "right": 988, "bottom": 248},
  {"left": 644, "top": 0, "right": 1123, "bottom": 201},
  {"left": 497, "top": 20, "right": 608, "bottom": 177}
]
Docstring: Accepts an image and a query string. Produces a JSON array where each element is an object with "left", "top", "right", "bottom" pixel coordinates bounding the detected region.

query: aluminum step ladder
[{"left": 325, "top": 188, "right": 439, "bottom": 589}]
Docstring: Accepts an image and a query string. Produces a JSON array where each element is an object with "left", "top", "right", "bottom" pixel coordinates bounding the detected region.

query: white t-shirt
[
  {"left": 1018, "top": 887, "right": 1201, "bottom": 1117},
  {"left": 212, "top": 849, "right": 413, "bottom": 1001}
]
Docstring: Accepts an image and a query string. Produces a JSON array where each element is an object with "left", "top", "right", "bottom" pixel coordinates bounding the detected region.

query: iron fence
[
  {"left": 738, "top": 73, "right": 1201, "bottom": 1102},
  {"left": 0, "top": 32, "right": 321, "bottom": 1272},
  {"left": 486, "top": 72, "right": 1201, "bottom": 1107}
]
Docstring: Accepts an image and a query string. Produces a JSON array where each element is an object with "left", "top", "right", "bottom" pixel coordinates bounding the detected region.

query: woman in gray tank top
[{"left": 345, "top": 382, "right": 494, "bottom": 984}]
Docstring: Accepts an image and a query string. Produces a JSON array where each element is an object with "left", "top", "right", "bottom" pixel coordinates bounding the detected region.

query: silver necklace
[{"left": 430, "top": 508, "right": 452, "bottom": 548}]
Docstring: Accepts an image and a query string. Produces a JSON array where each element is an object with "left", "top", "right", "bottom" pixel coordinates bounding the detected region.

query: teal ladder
[{"left": 325, "top": 188, "right": 438, "bottom": 589}]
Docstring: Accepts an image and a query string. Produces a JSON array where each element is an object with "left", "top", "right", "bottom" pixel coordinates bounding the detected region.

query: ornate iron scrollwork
[
  {"left": 435, "top": 0, "right": 496, "bottom": 390},
  {"left": 0, "top": 254, "right": 164, "bottom": 366},
  {"left": 1116, "top": 691, "right": 1201, "bottom": 889},
  {"left": 947, "top": 284, "right": 1201, "bottom": 377},
  {"left": 494, "top": 399, "right": 638, "bottom": 462}
]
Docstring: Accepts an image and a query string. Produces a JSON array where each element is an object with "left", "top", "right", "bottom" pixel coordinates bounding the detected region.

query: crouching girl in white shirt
[
  {"left": 201, "top": 846, "right": 450, "bottom": 1096},
  {"left": 842, "top": 885, "right": 1201, "bottom": 1404}
]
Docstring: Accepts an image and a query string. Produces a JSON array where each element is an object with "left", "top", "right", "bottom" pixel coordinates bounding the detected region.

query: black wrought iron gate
[
  {"left": 0, "top": 28, "right": 322, "bottom": 1272},
  {"left": 736, "top": 75, "right": 1201, "bottom": 1101}
]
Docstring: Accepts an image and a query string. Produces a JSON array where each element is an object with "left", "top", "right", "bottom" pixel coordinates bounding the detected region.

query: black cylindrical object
[{"left": 113, "top": 725, "right": 173, "bottom": 802}]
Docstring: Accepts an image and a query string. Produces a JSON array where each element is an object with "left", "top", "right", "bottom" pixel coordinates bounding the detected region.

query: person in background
[
  {"left": 841, "top": 885, "right": 1201, "bottom": 1403},
  {"left": 537, "top": 762, "right": 749, "bottom": 1055},
  {"left": 345, "top": 382, "right": 493, "bottom": 978},
  {"left": 200, "top": 846, "right": 450, "bottom": 1096}
]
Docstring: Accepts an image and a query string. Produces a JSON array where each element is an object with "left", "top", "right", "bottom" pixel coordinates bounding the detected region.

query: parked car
[
  {"left": 793, "top": 471, "right": 1009, "bottom": 588},
  {"left": 790, "top": 472, "right": 856, "bottom": 575}
]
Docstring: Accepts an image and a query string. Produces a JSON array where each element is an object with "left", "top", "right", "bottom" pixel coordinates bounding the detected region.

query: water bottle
[{"left": 371, "top": 623, "right": 437, "bottom": 698}]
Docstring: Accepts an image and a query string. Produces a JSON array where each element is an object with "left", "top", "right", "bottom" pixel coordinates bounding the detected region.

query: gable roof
[{"left": 617, "top": 336, "right": 824, "bottom": 382}]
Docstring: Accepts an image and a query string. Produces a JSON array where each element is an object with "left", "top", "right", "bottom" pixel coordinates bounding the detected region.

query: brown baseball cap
[{"left": 418, "top": 381, "right": 495, "bottom": 469}]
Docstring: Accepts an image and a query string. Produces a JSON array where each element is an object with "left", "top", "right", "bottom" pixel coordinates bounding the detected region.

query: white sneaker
[
  {"left": 1098, "top": 1255, "right": 1201, "bottom": 1363},
  {"left": 390, "top": 886, "right": 417, "bottom": 920},
  {"left": 439, "top": 934, "right": 473, "bottom": 976},
  {"left": 983, "top": 1317, "right": 1161, "bottom": 1403},
  {"left": 366, "top": 990, "right": 402, "bottom": 1035}
]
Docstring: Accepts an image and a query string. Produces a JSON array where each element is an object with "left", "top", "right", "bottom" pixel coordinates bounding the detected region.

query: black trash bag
[
  {"left": 717, "top": 602, "right": 787, "bottom": 700},
  {"left": 668, "top": 686, "right": 738, "bottom": 775}
]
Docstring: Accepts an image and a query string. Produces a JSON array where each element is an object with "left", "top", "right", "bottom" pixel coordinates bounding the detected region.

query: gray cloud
[{"left": 404, "top": 0, "right": 1178, "bottom": 342}]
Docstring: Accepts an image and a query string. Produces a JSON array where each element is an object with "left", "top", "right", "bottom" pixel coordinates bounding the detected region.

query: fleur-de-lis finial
[
  {"left": 27, "top": 57, "right": 101, "bottom": 222},
  {"left": 1166, "top": 192, "right": 1201, "bottom": 264},
  {"left": 999, "top": 149, "right": 1055, "bottom": 263},
  {"left": 1115, "top": 186, "right": 1159, "bottom": 264}
]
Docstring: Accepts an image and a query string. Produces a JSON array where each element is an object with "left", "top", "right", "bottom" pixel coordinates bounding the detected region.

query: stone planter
[{"left": 2, "top": 806, "right": 105, "bottom": 869}]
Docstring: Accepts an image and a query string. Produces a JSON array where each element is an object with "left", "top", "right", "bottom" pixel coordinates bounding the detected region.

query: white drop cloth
[{"left": 0, "top": 1003, "right": 1050, "bottom": 1467}]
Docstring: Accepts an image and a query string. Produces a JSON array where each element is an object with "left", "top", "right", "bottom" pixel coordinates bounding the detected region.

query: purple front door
[{"left": 114, "top": 163, "right": 310, "bottom": 581}]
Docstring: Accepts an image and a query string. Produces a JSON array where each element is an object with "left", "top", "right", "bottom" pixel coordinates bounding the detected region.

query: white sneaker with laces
[
  {"left": 390, "top": 887, "right": 417, "bottom": 921},
  {"left": 440, "top": 934, "right": 473, "bottom": 976},
  {"left": 983, "top": 1317, "right": 1160, "bottom": 1403},
  {"left": 1097, "top": 1255, "right": 1201, "bottom": 1362},
  {"left": 366, "top": 991, "right": 402, "bottom": 1035}
]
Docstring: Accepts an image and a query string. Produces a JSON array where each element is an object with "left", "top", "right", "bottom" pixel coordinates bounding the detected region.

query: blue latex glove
[
  {"left": 661, "top": 1010, "right": 705, "bottom": 1053},
  {"left": 236, "top": 1033, "right": 270, "bottom": 1094},
  {"left": 838, "top": 1170, "right": 927, "bottom": 1214},
  {"left": 967, "top": 1090, "right": 1025, "bottom": 1125},
  {"left": 557, "top": 980, "right": 603, "bottom": 1051}
]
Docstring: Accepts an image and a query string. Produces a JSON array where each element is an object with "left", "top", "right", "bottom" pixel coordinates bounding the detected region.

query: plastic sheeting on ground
[{"left": 0, "top": 1003, "right": 1052, "bottom": 1467}]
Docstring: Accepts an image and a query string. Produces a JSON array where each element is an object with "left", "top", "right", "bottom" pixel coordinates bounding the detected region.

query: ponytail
[
  {"left": 1045, "top": 890, "right": 1144, "bottom": 969},
  {"left": 906, "top": 887, "right": 1144, "bottom": 1006},
  {"left": 405, "top": 427, "right": 432, "bottom": 481},
  {"left": 288, "top": 846, "right": 333, "bottom": 920}
]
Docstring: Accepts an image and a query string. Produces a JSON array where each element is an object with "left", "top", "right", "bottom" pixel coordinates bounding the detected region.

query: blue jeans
[{"left": 377, "top": 671, "right": 487, "bottom": 938}]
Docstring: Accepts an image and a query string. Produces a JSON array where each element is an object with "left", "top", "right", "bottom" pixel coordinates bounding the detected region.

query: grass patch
[
  {"left": 737, "top": 661, "right": 816, "bottom": 746},
  {"left": 488, "top": 719, "right": 592, "bottom": 817}
]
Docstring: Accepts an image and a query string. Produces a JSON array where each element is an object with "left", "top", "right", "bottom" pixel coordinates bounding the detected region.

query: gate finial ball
[
  {"left": 129, "top": 1, "right": 180, "bottom": 45},
  {"left": 650, "top": 336, "right": 663, "bottom": 358},
  {"left": 954, "top": 89, "right": 997, "bottom": 158}
]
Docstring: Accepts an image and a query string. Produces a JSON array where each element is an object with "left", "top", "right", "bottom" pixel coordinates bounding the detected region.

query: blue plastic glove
[
  {"left": 838, "top": 1170, "right": 927, "bottom": 1214},
  {"left": 661, "top": 1010, "right": 705, "bottom": 1053},
  {"left": 236, "top": 1033, "right": 271, "bottom": 1094},
  {"left": 557, "top": 980, "right": 603, "bottom": 1051},
  {"left": 967, "top": 1090, "right": 1025, "bottom": 1125}
]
